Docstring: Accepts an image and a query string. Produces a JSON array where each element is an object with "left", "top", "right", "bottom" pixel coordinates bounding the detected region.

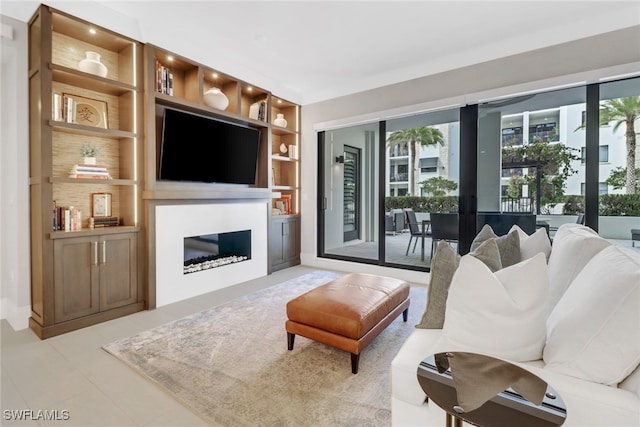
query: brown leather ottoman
[{"left": 286, "top": 273, "right": 410, "bottom": 374}]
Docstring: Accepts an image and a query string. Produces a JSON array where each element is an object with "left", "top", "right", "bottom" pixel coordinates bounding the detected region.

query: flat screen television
[{"left": 159, "top": 108, "right": 261, "bottom": 185}]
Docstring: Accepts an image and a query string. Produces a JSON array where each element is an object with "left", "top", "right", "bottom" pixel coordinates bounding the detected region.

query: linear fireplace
[
  {"left": 155, "top": 202, "right": 268, "bottom": 307},
  {"left": 184, "top": 230, "right": 251, "bottom": 274}
]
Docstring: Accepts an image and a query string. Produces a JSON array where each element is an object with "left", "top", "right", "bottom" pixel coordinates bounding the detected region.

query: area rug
[{"left": 103, "top": 271, "right": 427, "bottom": 426}]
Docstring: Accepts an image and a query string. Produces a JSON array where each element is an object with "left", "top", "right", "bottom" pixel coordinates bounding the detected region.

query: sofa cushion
[
  {"left": 471, "top": 224, "right": 521, "bottom": 267},
  {"left": 390, "top": 329, "right": 447, "bottom": 406},
  {"left": 544, "top": 245, "right": 640, "bottom": 386},
  {"left": 510, "top": 225, "right": 551, "bottom": 261},
  {"left": 416, "top": 239, "right": 503, "bottom": 329},
  {"left": 441, "top": 253, "right": 548, "bottom": 362},
  {"left": 415, "top": 241, "right": 460, "bottom": 329},
  {"left": 547, "top": 224, "right": 610, "bottom": 309}
]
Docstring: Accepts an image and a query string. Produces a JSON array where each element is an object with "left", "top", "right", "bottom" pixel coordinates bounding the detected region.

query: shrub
[
  {"left": 562, "top": 195, "right": 585, "bottom": 215},
  {"left": 385, "top": 196, "right": 458, "bottom": 213},
  {"left": 599, "top": 194, "right": 640, "bottom": 216}
]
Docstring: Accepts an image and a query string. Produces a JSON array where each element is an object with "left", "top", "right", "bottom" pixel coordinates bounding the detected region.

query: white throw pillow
[
  {"left": 509, "top": 225, "right": 551, "bottom": 261},
  {"left": 547, "top": 224, "right": 610, "bottom": 309},
  {"left": 544, "top": 245, "right": 640, "bottom": 386},
  {"left": 442, "top": 253, "right": 549, "bottom": 362}
]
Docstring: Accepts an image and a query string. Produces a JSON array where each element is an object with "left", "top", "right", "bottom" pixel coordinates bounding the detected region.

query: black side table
[{"left": 417, "top": 352, "right": 567, "bottom": 427}]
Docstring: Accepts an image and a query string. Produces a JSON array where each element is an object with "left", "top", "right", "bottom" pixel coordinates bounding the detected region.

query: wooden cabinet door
[
  {"left": 54, "top": 237, "right": 100, "bottom": 323},
  {"left": 284, "top": 217, "right": 300, "bottom": 261},
  {"left": 99, "top": 233, "right": 138, "bottom": 311},
  {"left": 269, "top": 218, "right": 286, "bottom": 267}
]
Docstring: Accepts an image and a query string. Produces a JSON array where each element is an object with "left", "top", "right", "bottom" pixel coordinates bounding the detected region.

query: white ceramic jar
[
  {"left": 273, "top": 113, "right": 287, "bottom": 127},
  {"left": 203, "top": 88, "right": 229, "bottom": 110},
  {"left": 78, "top": 51, "right": 108, "bottom": 77}
]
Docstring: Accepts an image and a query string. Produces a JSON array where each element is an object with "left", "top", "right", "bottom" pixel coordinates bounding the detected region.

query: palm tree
[
  {"left": 387, "top": 126, "right": 444, "bottom": 195},
  {"left": 600, "top": 96, "right": 640, "bottom": 194}
]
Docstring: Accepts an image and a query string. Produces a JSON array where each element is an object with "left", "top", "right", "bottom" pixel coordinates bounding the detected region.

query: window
[
  {"left": 581, "top": 182, "right": 608, "bottom": 195},
  {"left": 581, "top": 145, "right": 609, "bottom": 163},
  {"left": 420, "top": 157, "right": 438, "bottom": 173}
]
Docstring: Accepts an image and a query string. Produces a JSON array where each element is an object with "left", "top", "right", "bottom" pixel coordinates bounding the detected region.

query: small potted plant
[{"left": 80, "top": 143, "right": 98, "bottom": 165}]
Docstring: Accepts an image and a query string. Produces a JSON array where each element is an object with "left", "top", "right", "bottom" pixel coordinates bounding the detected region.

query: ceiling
[{"left": 2, "top": 1, "right": 640, "bottom": 105}]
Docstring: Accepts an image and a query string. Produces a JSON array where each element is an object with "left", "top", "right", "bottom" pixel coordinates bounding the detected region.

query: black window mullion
[{"left": 585, "top": 84, "right": 600, "bottom": 231}]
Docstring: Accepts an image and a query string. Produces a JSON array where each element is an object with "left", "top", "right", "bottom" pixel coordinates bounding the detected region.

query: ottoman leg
[
  {"left": 402, "top": 307, "right": 409, "bottom": 322},
  {"left": 351, "top": 353, "right": 360, "bottom": 374},
  {"left": 287, "top": 332, "right": 295, "bottom": 350}
]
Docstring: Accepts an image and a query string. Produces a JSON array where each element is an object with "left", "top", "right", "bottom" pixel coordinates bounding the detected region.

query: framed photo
[
  {"left": 63, "top": 93, "right": 108, "bottom": 129},
  {"left": 91, "top": 193, "right": 112, "bottom": 217}
]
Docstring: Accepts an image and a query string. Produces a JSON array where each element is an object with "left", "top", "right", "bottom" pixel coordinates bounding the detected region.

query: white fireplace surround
[{"left": 155, "top": 202, "right": 268, "bottom": 307}]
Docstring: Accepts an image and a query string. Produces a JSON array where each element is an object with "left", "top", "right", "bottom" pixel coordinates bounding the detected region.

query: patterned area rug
[{"left": 103, "top": 271, "right": 427, "bottom": 426}]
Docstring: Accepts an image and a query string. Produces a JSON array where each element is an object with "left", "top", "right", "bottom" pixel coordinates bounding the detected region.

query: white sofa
[{"left": 391, "top": 224, "right": 640, "bottom": 426}]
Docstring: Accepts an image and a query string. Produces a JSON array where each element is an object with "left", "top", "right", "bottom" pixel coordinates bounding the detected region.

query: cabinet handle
[
  {"left": 101, "top": 241, "right": 106, "bottom": 264},
  {"left": 92, "top": 241, "right": 98, "bottom": 266}
]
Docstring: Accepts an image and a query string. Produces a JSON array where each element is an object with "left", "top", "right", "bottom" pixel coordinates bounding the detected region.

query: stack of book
[
  {"left": 52, "top": 202, "right": 82, "bottom": 231},
  {"left": 155, "top": 60, "right": 174, "bottom": 95},
  {"left": 69, "top": 164, "right": 111, "bottom": 179},
  {"left": 93, "top": 216, "right": 119, "bottom": 227}
]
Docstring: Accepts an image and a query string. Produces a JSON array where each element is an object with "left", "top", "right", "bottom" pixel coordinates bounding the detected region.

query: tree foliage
[
  {"left": 502, "top": 141, "right": 580, "bottom": 210},
  {"left": 387, "top": 126, "right": 444, "bottom": 195},
  {"left": 580, "top": 96, "right": 640, "bottom": 194},
  {"left": 420, "top": 176, "right": 458, "bottom": 197},
  {"left": 605, "top": 167, "right": 640, "bottom": 192}
]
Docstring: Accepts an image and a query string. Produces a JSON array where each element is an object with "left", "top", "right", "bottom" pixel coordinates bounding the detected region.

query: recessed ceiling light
[
  {"left": 89, "top": 28, "right": 96, "bottom": 35},
  {"left": 212, "top": 73, "right": 218, "bottom": 78},
  {"left": 247, "top": 86, "right": 253, "bottom": 92},
  {"left": 167, "top": 56, "right": 174, "bottom": 62}
]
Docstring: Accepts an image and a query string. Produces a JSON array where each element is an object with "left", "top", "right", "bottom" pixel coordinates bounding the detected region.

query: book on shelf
[
  {"left": 52, "top": 201, "right": 82, "bottom": 231},
  {"left": 156, "top": 59, "right": 174, "bottom": 96},
  {"left": 52, "top": 93, "right": 63, "bottom": 121},
  {"left": 64, "top": 96, "right": 76, "bottom": 123},
  {"left": 68, "top": 164, "right": 112, "bottom": 179},
  {"left": 92, "top": 216, "right": 120, "bottom": 227}
]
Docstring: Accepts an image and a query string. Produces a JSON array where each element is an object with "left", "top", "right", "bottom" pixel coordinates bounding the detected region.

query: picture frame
[
  {"left": 276, "top": 196, "right": 291, "bottom": 215},
  {"left": 63, "top": 93, "right": 108, "bottom": 129},
  {"left": 91, "top": 192, "right": 112, "bottom": 217}
]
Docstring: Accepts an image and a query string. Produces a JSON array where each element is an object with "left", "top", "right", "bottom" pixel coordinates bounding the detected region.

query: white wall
[
  {"left": 0, "top": 15, "right": 30, "bottom": 330},
  {"left": 300, "top": 26, "right": 640, "bottom": 283}
]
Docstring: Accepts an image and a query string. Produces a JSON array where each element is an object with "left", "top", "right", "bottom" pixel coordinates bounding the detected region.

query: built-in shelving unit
[{"left": 28, "top": 5, "right": 145, "bottom": 338}]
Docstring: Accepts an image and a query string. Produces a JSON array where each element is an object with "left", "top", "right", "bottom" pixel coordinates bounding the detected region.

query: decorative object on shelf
[
  {"left": 249, "top": 100, "right": 267, "bottom": 122},
  {"left": 78, "top": 51, "right": 108, "bottom": 77},
  {"left": 52, "top": 93, "right": 63, "bottom": 121},
  {"left": 273, "top": 113, "right": 287, "bottom": 127},
  {"left": 203, "top": 88, "right": 229, "bottom": 110},
  {"left": 63, "top": 93, "right": 108, "bottom": 128},
  {"left": 279, "top": 142, "right": 288, "bottom": 155},
  {"left": 289, "top": 145, "right": 299, "bottom": 159},
  {"left": 91, "top": 192, "right": 112, "bottom": 217},
  {"left": 80, "top": 143, "right": 98, "bottom": 165}
]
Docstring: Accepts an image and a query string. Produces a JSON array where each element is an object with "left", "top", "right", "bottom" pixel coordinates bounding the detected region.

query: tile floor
[{"left": 1, "top": 266, "right": 318, "bottom": 426}]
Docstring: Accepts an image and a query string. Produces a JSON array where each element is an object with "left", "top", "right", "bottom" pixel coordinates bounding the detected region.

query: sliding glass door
[
  {"left": 477, "top": 86, "right": 586, "bottom": 238},
  {"left": 384, "top": 109, "right": 460, "bottom": 268},
  {"left": 319, "top": 123, "right": 379, "bottom": 261},
  {"left": 317, "top": 77, "right": 638, "bottom": 271}
]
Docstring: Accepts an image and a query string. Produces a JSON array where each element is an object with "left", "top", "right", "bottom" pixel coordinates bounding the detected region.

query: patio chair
[
  {"left": 430, "top": 213, "right": 459, "bottom": 259},
  {"left": 405, "top": 210, "right": 431, "bottom": 256}
]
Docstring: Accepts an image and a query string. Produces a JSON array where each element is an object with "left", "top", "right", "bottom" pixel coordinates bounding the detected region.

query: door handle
[
  {"left": 92, "top": 241, "right": 98, "bottom": 266},
  {"left": 101, "top": 241, "right": 106, "bottom": 264}
]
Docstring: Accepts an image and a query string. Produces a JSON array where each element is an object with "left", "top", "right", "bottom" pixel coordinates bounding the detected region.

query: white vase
[
  {"left": 203, "top": 88, "right": 229, "bottom": 110},
  {"left": 83, "top": 156, "right": 96, "bottom": 165},
  {"left": 273, "top": 113, "right": 287, "bottom": 127},
  {"left": 78, "top": 51, "right": 108, "bottom": 78}
]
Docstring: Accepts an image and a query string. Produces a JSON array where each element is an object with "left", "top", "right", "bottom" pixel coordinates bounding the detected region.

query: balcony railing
[
  {"left": 501, "top": 197, "right": 534, "bottom": 213},
  {"left": 390, "top": 173, "right": 409, "bottom": 182}
]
